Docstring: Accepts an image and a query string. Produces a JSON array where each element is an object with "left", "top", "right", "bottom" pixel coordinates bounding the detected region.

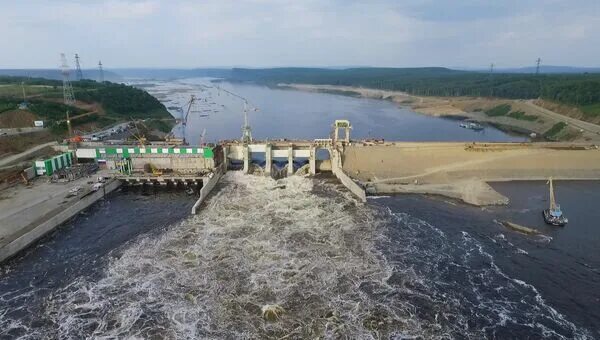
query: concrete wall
[
  {"left": 191, "top": 168, "right": 223, "bottom": 214},
  {"left": 0, "top": 180, "right": 121, "bottom": 263},
  {"left": 130, "top": 155, "right": 214, "bottom": 173},
  {"left": 331, "top": 148, "right": 367, "bottom": 202}
]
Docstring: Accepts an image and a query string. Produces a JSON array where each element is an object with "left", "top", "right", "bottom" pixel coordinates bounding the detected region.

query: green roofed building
[{"left": 34, "top": 152, "right": 74, "bottom": 176}]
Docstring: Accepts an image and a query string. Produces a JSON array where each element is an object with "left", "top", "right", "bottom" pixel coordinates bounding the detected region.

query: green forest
[
  {"left": 0, "top": 76, "right": 171, "bottom": 133},
  {"left": 227, "top": 68, "right": 600, "bottom": 115},
  {"left": 74, "top": 80, "right": 169, "bottom": 118}
]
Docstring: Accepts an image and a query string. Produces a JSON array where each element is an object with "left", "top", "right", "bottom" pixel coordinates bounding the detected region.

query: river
[
  {"left": 0, "top": 79, "right": 598, "bottom": 339},
  {"left": 137, "top": 78, "right": 526, "bottom": 144}
]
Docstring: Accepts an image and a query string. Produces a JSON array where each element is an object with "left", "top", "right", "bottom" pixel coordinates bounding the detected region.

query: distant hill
[
  {"left": 0, "top": 69, "right": 121, "bottom": 82},
  {"left": 111, "top": 68, "right": 232, "bottom": 80},
  {"left": 0, "top": 76, "right": 171, "bottom": 134},
  {"left": 228, "top": 67, "right": 468, "bottom": 84}
]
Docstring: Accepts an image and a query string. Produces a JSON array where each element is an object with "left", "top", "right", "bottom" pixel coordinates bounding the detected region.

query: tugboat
[{"left": 543, "top": 177, "right": 568, "bottom": 226}]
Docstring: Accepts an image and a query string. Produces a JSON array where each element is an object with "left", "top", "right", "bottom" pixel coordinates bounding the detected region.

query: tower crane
[
  {"left": 181, "top": 94, "right": 201, "bottom": 145},
  {"left": 200, "top": 128, "right": 207, "bottom": 146},
  {"left": 215, "top": 85, "right": 257, "bottom": 143}
]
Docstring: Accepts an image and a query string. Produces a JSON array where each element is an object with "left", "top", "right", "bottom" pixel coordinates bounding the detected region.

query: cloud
[{"left": 0, "top": 0, "right": 598, "bottom": 68}]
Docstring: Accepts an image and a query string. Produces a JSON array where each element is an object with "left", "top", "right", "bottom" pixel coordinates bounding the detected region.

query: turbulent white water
[
  {"left": 2, "top": 173, "right": 594, "bottom": 339},
  {"left": 42, "top": 173, "right": 398, "bottom": 339}
]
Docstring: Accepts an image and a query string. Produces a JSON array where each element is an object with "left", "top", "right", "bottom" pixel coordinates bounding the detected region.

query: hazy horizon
[{"left": 1, "top": 0, "right": 599, "bottom": 69}]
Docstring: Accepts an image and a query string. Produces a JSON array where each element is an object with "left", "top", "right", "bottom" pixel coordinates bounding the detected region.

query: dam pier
[{"left": 1, "top": 120, "right": 600, "bottom": 262}]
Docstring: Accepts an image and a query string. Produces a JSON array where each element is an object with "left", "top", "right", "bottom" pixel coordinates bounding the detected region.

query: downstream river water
[{"left": 1, "top": 79, "right": 598, "bottom": 339}]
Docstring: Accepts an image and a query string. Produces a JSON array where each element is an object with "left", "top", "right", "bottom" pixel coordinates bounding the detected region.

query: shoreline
[
  {"left": 342, "top": 142, "right": 600, "bottom": 206},
  {"left": 279, "top": 83, "right": 600, "bottom": 143}
]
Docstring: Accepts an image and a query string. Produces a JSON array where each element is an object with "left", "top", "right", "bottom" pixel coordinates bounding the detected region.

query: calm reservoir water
[
  {"left": 137, "top": 78, "right": 526, "bottom": 144},
  {"left": 1, "top": 79, "right": 598, "bottom": 339}
]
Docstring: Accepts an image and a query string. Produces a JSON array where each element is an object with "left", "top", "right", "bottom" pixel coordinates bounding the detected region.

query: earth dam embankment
[{"left": 342, "top": 142, "right": 600, "bottom": 205}]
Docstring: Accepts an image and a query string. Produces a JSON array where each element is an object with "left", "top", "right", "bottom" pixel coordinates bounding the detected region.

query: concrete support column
[
  {"left": 287, "top": 145, "right": 294, "bottom": 176},
  {"left": 222, "top": 146, "right": 228, "bottom": 170},
  {"left": 243, "top": 145, "right": 250, "bottom": 174},
  {"left": 265, "top": 144, "right": 272, "bottom": 176},
  {"left": 309, "top": 146, "right": 316, "bottom": 175}
]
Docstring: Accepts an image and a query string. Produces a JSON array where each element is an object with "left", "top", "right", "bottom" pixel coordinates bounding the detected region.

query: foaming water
[
  {"left": 1, "top": 175, "right": 595, "bottom": 339},
  {"left": 378, "top": 209, "right": 594, "bottom": 339},
  {"left": 40, "top": 173, "right": 397, "bottom": 338}
]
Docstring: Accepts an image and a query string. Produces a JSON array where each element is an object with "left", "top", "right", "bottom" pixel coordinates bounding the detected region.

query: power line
[
  {"left": 60, "top": 53, "right": 75, "bottom": 106},
  {"left": 60, "top": 53, "right": 76, "bottom": 137},
  {"left": 98, "top": 60, "right": 104, "bottom": 82},
  {"left": 74, "top": 53, "right": 83, "bottom": 81}
]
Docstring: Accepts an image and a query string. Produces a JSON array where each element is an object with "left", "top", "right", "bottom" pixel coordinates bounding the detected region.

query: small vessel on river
[
  {"left": 543, "top": 177, "right": 568, "bottom": 226},
  {"left": 459, "top": 122, "right": 484, "bottom": 131}
]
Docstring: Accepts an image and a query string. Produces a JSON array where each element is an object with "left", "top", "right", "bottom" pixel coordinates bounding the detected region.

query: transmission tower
[
  {"left": 74, "top": 53, "right": 83, "bottom": 80},
  {"left": 535, "top": 58, "right": 542, "bottom": 75},
  {"left": 489, "top": 63, "right": 495, "bottom": 74},
  {"left": 60, "top": 53, "right": 76, "bottom": 136},
  {"left": 98, "top": 60, "right": 104, "bottom": 82}
]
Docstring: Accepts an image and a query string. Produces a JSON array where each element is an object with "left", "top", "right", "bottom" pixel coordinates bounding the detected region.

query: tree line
[{"left": 227, "top": 67, "right": 600, "bottom": 107}]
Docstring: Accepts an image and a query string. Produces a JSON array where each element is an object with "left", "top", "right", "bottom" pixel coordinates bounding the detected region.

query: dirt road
[
  {"left": 523, "top": 100, "right": 600, "bottom": 135},
  {"left": 0, "top": 141, "right": 57, "bottom": 167}
]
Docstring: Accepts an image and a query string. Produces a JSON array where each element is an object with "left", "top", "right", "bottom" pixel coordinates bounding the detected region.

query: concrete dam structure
[
  {"left": 70, "top": 120, "right": 600, "bottom": 208},
  {"left": 2, "top": 119, "right": 600, "bottom": 263}
]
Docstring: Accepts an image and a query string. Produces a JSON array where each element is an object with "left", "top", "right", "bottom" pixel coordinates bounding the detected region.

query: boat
[
  {"left": 459, "top": 122, "right": 484, "bottom": 131},
  {"left": 543, "top": 177, "right": 568, "bottom": 226}
]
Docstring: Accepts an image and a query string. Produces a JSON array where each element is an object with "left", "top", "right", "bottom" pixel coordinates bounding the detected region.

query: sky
[{"left": 1, "top": 0, "right": 599, "bottom": 69}]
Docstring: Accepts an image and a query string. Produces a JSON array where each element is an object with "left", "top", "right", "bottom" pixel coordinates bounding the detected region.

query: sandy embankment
[
  {"left": 342, "top": 143, "right": 600, "bottom": 206},
  {"left": 281, "top": 83, "right": 600, "bottom": 142}
]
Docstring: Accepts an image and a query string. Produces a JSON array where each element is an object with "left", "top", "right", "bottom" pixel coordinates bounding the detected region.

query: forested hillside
[
  {"left": 0, "top": 76, "right": 171, "bottom": 133},
  {"left": 227, "top": 68, "right": 600, "bottom": 116}
]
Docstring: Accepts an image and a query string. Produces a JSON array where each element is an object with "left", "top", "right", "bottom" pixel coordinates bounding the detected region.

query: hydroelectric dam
[
  {"left": 2, "top": 120, "right": 600, "bottom": 263},
  {"left": 77, "top": 119, "right": 600, "bottom": 207}
]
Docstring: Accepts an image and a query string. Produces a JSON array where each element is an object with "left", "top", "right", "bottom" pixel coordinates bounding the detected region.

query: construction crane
[
  {"left": 200, "top": 128, "right": 207, "bottom": 146},
  {"left": 241, "top": 101, "right": 252, "bottom": 143},
  {"left": 215, "top": 85, "right": 257, "bottom": 143},
  {"left": 18, "top": 82, "right": 28, "bottom": 109},
  {"left": 181, "top": 94, "right": 202, "bottom": 145},
  {"left": 130, "top": 120, "right": 148, "bottom": 146}
]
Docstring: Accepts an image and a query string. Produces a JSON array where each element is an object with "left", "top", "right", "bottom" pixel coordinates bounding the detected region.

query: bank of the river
[
  {"left": 343, "top": 142, "right": 600, "bottom": 206},
  {"left": 281, "top": 83, "right": 600, "bottom": 142}
]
